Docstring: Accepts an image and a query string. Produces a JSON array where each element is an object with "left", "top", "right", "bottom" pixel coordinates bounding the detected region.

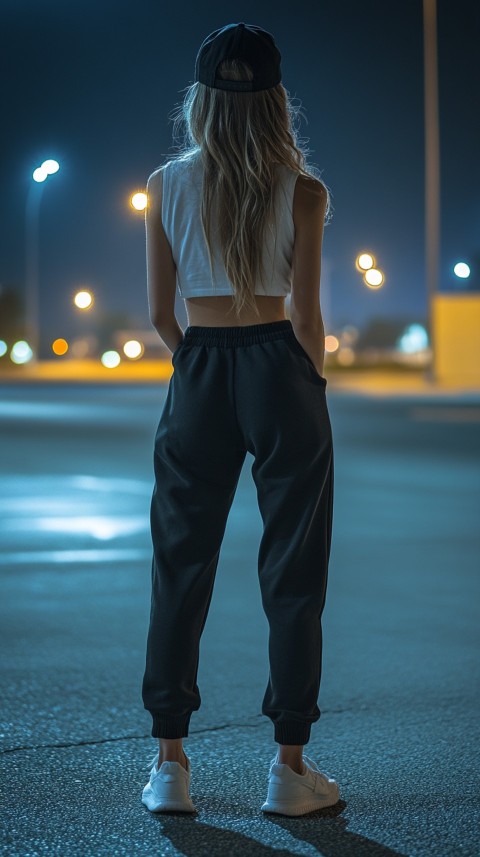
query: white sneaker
[
  {"left": 261, "top": 752, "right": 340, "bottom": 816},
  {"left": 141, "top": 752, "right": 197, "bottom": 813}
]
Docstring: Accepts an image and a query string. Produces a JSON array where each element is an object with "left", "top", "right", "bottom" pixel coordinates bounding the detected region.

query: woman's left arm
[{"left": 145, "top": 169, "right": 184, "bottom": 354}]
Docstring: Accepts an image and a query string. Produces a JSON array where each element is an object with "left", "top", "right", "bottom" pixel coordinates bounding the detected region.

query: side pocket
[{"left": 288, "top": 336, "right": 327, "bottom": 385}]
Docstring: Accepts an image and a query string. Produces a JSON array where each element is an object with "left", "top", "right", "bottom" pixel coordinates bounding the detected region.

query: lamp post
[
  {"left": 423, "top": 0, "right": 440, "bottom": 383},
  {"left": 24, "top": 159, "right": 60, "bottom": 362}
]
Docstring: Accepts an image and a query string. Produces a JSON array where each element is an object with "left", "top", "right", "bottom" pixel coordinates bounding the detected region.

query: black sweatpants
[{"left": 141, "top": 320, "right": 334, "bottom": 746}]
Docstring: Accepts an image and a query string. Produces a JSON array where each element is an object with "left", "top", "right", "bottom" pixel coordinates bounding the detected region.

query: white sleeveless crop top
[{"left": 160, "top": 151, "right": 300, "bottom": 299}]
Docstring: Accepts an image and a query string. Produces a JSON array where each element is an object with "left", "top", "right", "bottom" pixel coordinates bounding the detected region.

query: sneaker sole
[
  {"left": 141, "top": 792, "right": 197, "bottom": 813},
  {"left": 261, "top": 788, "right": 339, "bottom": 816}
]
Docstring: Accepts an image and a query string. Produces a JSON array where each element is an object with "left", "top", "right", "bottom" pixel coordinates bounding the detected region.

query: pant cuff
[
  {"left": 274, "top": 721, "right": 312, "bottom": 745},
  {"left": 150, "top": 712, "right": 191, "bottom": 739}
]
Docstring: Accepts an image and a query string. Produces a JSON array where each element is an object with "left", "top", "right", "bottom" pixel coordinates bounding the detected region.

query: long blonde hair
[{"left": 158, "top": 57, "right": 333, "bottom": 319}]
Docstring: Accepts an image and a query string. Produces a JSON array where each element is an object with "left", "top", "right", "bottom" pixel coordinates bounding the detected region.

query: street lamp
[
  {"left": 355, "top": 251, "right": 385, "bottom": 290},
  {"left": 74, "top": 290, "right": 94, "bottom": 310},
  {"left": 453, "top": 261, "right": 470, "bottom": 281},
  {"left": 131, "top": 191, "right": 148, "bottom": 212},
  {"left": 24, "top": 158, "right": 60, "bottom": 362}
]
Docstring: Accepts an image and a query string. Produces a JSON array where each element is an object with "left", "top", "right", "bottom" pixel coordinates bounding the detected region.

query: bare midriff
[{"left": 184, "top": 294, "right": 288, "bottom": 327}]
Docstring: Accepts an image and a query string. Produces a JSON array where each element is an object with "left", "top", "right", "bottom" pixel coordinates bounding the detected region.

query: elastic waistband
[{"left": 183, "top": 320, "right": 297, "bottom": 347}]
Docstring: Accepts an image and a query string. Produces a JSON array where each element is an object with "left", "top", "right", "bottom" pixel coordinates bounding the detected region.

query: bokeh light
[
  {"left": 70, "top": 338, "right": 93, "bottom": 358},
  {"left": 132, "top": 192, "right": 148, "bottom": 211},
  {"left": 41, "top": 159, "right": 60, "bottom": 175},
  {"left": 356, "top": 253, "right": 375, "bottom": 271},
  {"left": 337, "top": 347, "right": 356, "bottom": 367},
  {"left": 10, "top": 340, "right": 33, "bottom": 364},
  {"left": 101, "top": 350, "right": 121, "bottom": 368},
  {"left": 123, "top": 339, "right": 144, "bottom": 359},
  {"left": 339, "top": 325, "right": 360, "bottom": 345},
  {"left": 325, "top": 335, "right": 339, "bottom": 353},
  {"left": 52, "top": 338, "right": 69, "bottom": 356},
  {"left": 364, "top": 268, "right": 384, "bottom": 288},
  {"left": 397, "top": 324, "right": 429, "bottom": 353},
  {"left": 453, "top": 262, "right": 470, "bottom": 279},
  {"left": 74, "top": 290, "right": 94, "bottom": 309},
  {"left": 33, "top": 167, "right": 48, "bottom": 183}
]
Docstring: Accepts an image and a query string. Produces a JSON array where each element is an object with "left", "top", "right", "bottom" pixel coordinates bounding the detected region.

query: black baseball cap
[{"left": 194, "top": 22, "right": 282, "bottom": 92}]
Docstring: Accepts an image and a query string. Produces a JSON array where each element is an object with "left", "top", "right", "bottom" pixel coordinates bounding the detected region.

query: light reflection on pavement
[{"left": 0, "top": 474, "right": 152, "bottom": 565}]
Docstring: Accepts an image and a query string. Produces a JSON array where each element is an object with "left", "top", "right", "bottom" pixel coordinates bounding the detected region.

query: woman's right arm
[{"left": 290, "top": 175, "right": 329, "bottom": 377}]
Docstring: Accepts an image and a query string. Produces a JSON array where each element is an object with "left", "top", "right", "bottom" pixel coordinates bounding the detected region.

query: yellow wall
[{"left": 433, "top": 293, "right": 480, "bottom": 382}]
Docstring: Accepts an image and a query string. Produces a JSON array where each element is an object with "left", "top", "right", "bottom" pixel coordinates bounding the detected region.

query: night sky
[{"left": 1, "top": 0, "right": 479, "bottom": 345}]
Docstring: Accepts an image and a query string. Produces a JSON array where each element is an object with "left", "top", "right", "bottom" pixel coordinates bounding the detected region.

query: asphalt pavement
[{"left": 1, "top": 380, "right": 479, "bottom": 856}]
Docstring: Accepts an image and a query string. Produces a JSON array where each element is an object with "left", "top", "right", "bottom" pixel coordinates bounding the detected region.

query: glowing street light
[
  {"left": 453, "top": 261, "right": 470, "bottom": 279},
  {"left": 131, "top": 191, "right": 148, "bottom": 212},
  {"left": 42, "top": 159, "right": 60, "bottom": 174},
  {"left": 355, "top": 252, "right": 385, "bottom": 289},
  {"left": 356, "top": 253, "right": 375, "bottom": 272},
  {"left": 33, "top": 159, "right": 60, "bottom": 183},
  {"left": 74, "top": 290, "right": 94, "bottom": 310},
  {"left": 364, "top": 268, "right": 385, "bottom": 289},
  {"left": 123, "top": 340, "right": 144, "bottom": 359}
]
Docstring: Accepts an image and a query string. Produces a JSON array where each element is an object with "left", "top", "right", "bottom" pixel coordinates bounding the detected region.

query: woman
[{"left": 141, "top": 22, "right": 340, "bottom": 817}]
